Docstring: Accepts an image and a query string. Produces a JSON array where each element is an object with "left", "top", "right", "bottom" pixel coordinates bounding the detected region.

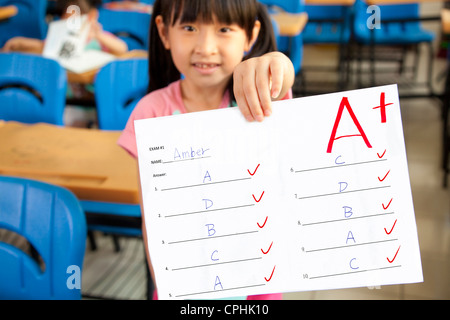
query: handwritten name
[{"left": 174, "top": 146, "right": 209, "bottom": 161}]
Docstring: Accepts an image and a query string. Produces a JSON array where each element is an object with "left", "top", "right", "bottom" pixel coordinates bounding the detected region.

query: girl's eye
[
  {"left": 182, "top": 25, "right": 196, "bottom": 32},
  {"left": 219, "top": 27, "right": 232, "bottom": 33}
]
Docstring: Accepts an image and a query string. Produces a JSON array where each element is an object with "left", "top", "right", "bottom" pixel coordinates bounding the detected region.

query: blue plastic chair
[
  {"left": 0, "top": 176, "right": 87, "bottom": 300},
  {"left": 98, "top": 8, "right": 151, "bottom": 51},
  {"left": 300, "top": 3, "right": 354, "bottom": 93},
  {"left": 352, "top": 0, "right": 435, "bottom": 88},
  {"left": 353, "top": 0, "right": 434, "bottom": 45},
  {"left": 0, "top": 53, "right": 67, "bottom": 125},
  {"left": 0, "top": 0, "right": 48, "bottom": 47},
  {"left": 90, "top": 57, "right": 152, "bottom": 297},
  {"left": 88, "top": 58, "right": 148, "bottom": 245},
  {"left": 88, "top": 58, "right": 148, "bottom": 238},
  {"left": 302, "top": 4, "right": 352, "bottom": 44},
  {"left": 94, "top": 58, "right": 149, "bottom": 130},
  {"left": 259, "top": 0, "right": 305, "bottom": 75},
  {"left": 102, "top": 0, "right": 155, "bottom": 4}
]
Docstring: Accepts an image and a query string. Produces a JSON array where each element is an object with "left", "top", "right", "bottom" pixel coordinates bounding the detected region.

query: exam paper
[
  {"left": 43, "top": 17, "right": 115, "bottom": 74},
  {"left": 135, "top": 84, "right": 423, "bottom": 300}
]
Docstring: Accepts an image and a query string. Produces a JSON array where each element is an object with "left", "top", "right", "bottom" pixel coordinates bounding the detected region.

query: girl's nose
[{"left": 194, "top": 29, "right": 218, "bottom": 55}]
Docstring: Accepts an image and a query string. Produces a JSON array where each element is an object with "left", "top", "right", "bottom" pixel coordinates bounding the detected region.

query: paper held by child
[
  {"left": 43, "top": 17, "right": 115, "bottom": 74},
  {"left": 135, "top": 84, "right": 422, "bottom": 300}
]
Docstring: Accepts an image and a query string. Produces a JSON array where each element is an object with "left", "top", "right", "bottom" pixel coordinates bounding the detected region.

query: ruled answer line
[
  {"left": 161, "top": 177, "right": 251, "bottom": 191},
  {"left": 172, "top": 257, "right": 262, "bottom": 271},
  {"left": 162, "top": 156, "right": 212, "bottom": 164},
  {"left": 309, "top": 265, "right": 402, "bottom": 280},
  {"left": 302, "top": 212, "right": 395, "bottom": 226},
  {"left": 305, "top": 238, "right": 398, "bottom": 253},
  {"left": 295, "top": 158, "right": 388, "bottom": 173},
  {"left": 298, "top": 185, "right": 391, "bottom": 200},
  {"left": 175, "top": 283, "right": 266, "bottom": 298},
  {"left": 168, "top": 230, "right": 259, "bottom": 245},
  {"left": 164, "top": 204, "right": 255, "bottom": 218}
]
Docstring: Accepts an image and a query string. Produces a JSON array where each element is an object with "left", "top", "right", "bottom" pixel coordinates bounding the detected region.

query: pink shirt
[{"left": 118, "top": 79, "right": 289, "bottom": 301}]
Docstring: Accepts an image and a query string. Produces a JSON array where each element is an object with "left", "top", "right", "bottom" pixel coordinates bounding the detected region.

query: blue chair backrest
[
  {"left": 303, "top": 4, "right": 352, "bottom": 44},
  {"left": 95, "top": 58, "right": 149, "bottom": 130},
  {"left": 0, "top": 0, "right": 47, "bottom": 47},
  {"left": 0, "top": 176, "right": 87, "bottom": 300},
  {"left": 0, "top": 53, "right": 67, "bottom": 125},
  {"left": 259, "top": 0, "right": 303, "bottom": 13},
  {"left": 353, "top": 0, "right": 434, "bottom": 44},
  {"left": 98, "top": 8, "right": 151, "bottom": 51},
  {"left": 258, "top": 0, "right": 305, "bottom": 74}
]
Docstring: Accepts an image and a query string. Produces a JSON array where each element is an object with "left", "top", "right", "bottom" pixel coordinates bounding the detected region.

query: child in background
[
  {"left": 118, "top": 0, "right": 295, "bottom": 300},
  {"left": 1, "top": 0, "right": 128, "bottom": 56}
]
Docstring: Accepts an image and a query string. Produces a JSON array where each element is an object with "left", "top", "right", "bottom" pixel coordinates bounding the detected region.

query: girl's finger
[
  {"left": 242, "top": 68, "right": 264, "bottom": 122},
  {"left": 234, "top": 73, "right": 254, "bottom": 122},
  {"left": 269, "top": 58, "right": 284, "bottom": 99},
  {"left": 254, "top": 61, "right": 272, "bottom": 117}
]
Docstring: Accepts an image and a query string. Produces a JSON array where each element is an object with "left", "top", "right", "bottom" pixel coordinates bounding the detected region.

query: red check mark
[
  {"left": 377, "top": 149, "right": 387, "bottom": 159},
  {"left": 247, "top": 164, "right": 260, "bottom": 176},
  {"left": 384, "top": 219, "right": 397, "bottom": 235},
  {"left": 252, "top": 191, "right": 265, "bottom": 203},
  {"left": 378, "top": 170, "right": 391, "bottom": 182},
  {"left": 261, "top": 241, "right": 273, "bottom": 255},
  {"left": 382, "top": 198, "right": 393, "bottom": 210},
  {"left": 387, "top": 245, "right": 401, "bottom": 263},
  {"left": 257, "top": 216, "right": 268, "bottom": 228},
  {"left": 264, "top": 265, "right": 276, "bottom": 282}
]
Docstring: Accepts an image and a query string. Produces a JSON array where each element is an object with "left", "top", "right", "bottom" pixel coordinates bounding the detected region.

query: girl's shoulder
[{"left": 133, "top": 80, "right": 186, "bottom": 119}]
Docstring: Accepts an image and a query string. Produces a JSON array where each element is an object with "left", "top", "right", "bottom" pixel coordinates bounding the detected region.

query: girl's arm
[
  {"left": 1, "top": 37, "right": 44, "bottom": 54},
  {"left": 233, "top": 51, "right": 295, "bottom": 122},
  {"left": 90, "top": 20, "right": 128, "bottom": 55}
]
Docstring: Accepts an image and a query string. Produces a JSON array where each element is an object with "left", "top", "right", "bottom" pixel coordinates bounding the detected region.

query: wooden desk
[
  {"left": 103, "top": 0, "right": 152, "bottom": 13},
  {"left": 0, "top": 121, "right": 139, "bottom": 204},
  {"left": 271, "top": 12, "right": 308, "bottom": 36},
  {"left": 0, "top": 5, "right": 17, "bottom": 21}
]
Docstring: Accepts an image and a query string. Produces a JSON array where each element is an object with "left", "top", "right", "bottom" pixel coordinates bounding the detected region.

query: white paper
[
  {"left": 135, "top": 85, "right": 423, "bottom": 300},
  {"left": 43, "top": 16, "right": 90, "bottom": 60},
  {"left": 43, "top": 17, "right": 115, "bottom": 74},
  {"left": 58, "top": 50, "right": 115, "bottom": 74}
]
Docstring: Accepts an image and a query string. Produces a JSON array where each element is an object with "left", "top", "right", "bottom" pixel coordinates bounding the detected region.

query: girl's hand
[{"left": 233, "top": 51, "right": 294, "bottom": 122}]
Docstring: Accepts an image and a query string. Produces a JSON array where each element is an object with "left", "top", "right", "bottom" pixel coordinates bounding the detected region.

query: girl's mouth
[{"left": 193, "top": 63, "right": 220, "bottom": 74}]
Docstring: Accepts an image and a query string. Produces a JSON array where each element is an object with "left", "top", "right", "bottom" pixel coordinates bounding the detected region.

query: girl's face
[{"left": 156, "top": 14, "right": 260, "bottom": 91}]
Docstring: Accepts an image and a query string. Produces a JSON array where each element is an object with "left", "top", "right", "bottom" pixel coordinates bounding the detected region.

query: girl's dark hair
[{"left": 148, "top": 0, "right": 277, "bottom": 103}]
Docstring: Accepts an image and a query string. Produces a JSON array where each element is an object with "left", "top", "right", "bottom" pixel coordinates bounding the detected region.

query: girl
[{"left": 118, "top": 0, "right": 295, "bottom": 300}]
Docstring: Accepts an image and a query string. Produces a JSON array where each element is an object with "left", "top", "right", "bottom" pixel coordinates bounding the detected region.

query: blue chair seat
[
  {"left": 303, "top": 22, "right": 352, "bottom": 43},
  {"left": 354, "top": 22, "right": 435, "bottom": 45}
]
